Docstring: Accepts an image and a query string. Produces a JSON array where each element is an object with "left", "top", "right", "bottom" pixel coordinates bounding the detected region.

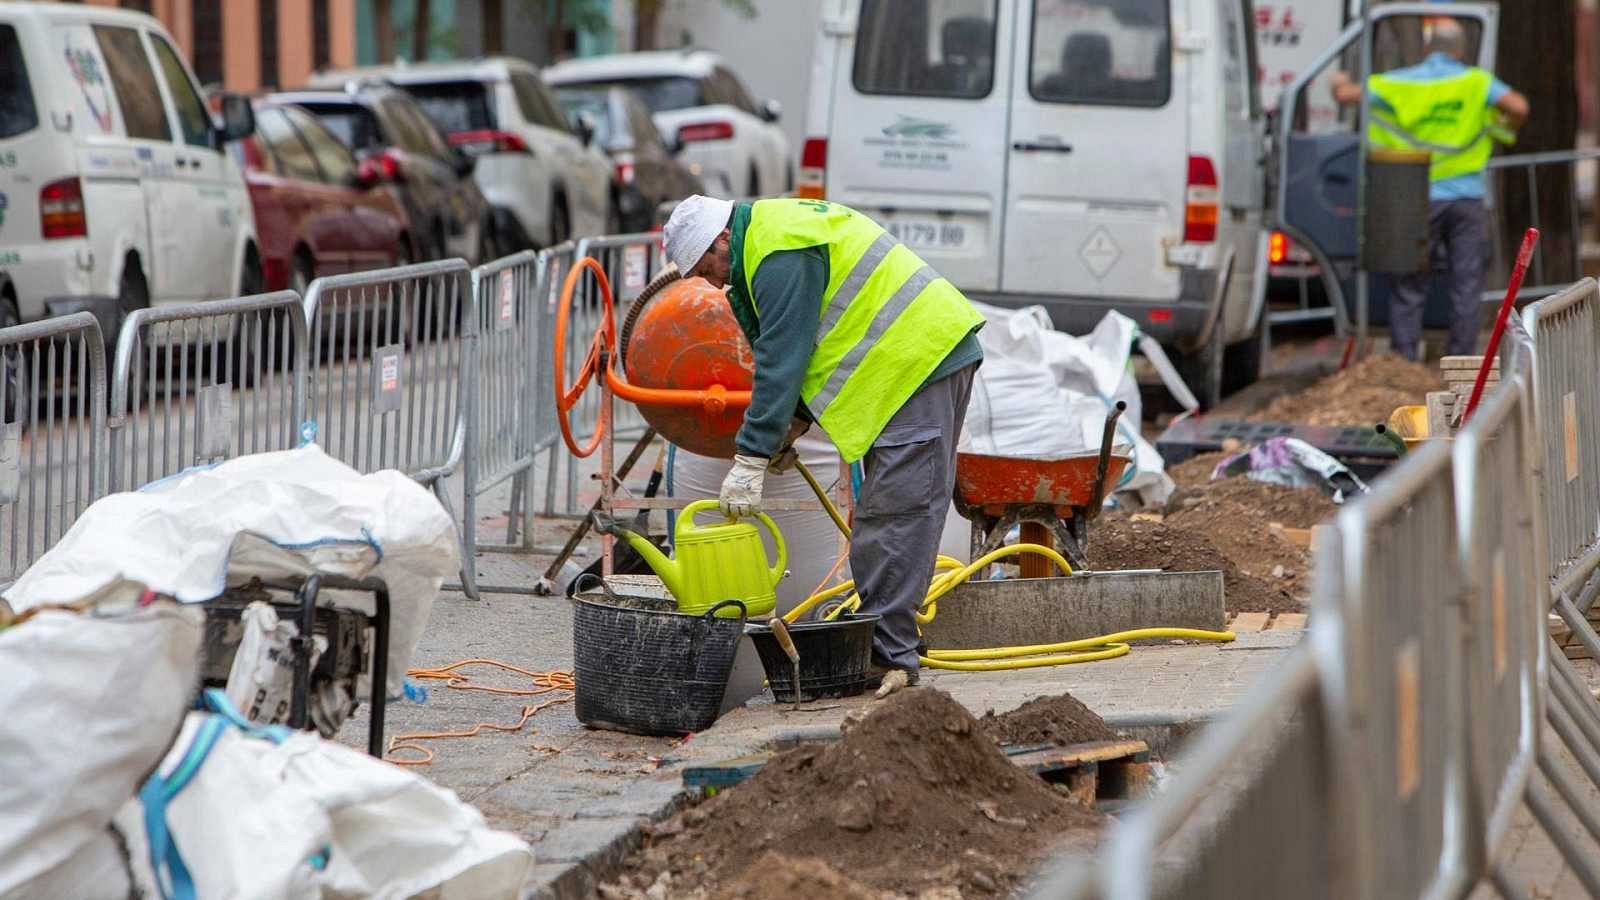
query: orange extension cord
[{"left": 385, "top": 659, "right": 576, "bottom": 766}]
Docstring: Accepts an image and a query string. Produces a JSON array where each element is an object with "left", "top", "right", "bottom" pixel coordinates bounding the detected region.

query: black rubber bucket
[
  {"left": 573, "top": 595, "right": 747, "bottom": 736},
  {"left": 747, "top": 615, "right": 880, "bottom": 703}
]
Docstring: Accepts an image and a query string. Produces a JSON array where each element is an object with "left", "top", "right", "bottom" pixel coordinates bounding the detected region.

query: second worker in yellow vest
[
  {"left": 1331, "top": 17, "right": 1528, "bottom": 359},
  {"left": 663, "top": 194, "right": 985, "bottom": 692}
]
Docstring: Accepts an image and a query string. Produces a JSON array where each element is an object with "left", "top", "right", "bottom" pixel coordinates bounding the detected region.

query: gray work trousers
[
  {"left": 850, "top": 364, "right": 977, "bottom": 671},
  {"left": 1390, "top": 198, "right": 1490, "bottom": 360}
]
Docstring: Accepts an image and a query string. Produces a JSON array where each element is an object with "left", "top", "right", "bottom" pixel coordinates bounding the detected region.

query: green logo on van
[{"left": 882, "top": 116, "right": 955, "bottom": 140}]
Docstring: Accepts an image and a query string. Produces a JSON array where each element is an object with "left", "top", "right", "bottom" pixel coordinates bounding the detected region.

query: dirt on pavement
[
  {"left": 1247, "top": 353, "right": 1440, "bottom": 427},
  {"left": 605, "top": 688, "right": 1104, "bottom": 899},
  {"left": 711, "top": 854, "right": 885, "bottom": 900},
  {"left": 1168, "top": 477, "right": 1335, "bottom": 530},
  {"left": 980, "top": 693, "right": 1119, "bottom": 747},
  {"left": 1088, "top": 513, "right": 1303, "bottom": 613}
]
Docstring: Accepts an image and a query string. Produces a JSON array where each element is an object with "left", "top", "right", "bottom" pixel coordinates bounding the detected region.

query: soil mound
[
  {"left": 607, "top": 688, "right": 1103, "bottom": 898},
  {"left": 1168, "top": 477, "right": 1335, "bottom": 530},
  {"left": 1088, "top": 514, "right": 1303, "bottom": 614},
  {"left": 980, "top": 693, "right": 1118, "bottom": 747},
  {"left": 1248, "top": 353, "right": 1440, "bottom": 427},
  {"left": 1166, "top": 450, "right": 1234, "bottom": 490},
  {"left": 711, "top": 853, "right": 885, "bottom": 900},
  {"left": 1164, "top": 491, "right": 1312, "bottom": 602}
]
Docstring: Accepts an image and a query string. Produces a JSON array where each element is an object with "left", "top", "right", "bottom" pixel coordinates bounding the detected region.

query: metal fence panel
[
  {"left": 529, "top": 242, "right": 577, "bottom": 517},
  {"left": 1323, "top": 438, "right": 1470, "bottom": 900},
  {"left": 108, "top": 293, "right": 306, "bottom": 493},
  {"left": 0, "top": 313, "right": 106, "bottom": 585},
  {"left": 1089, "top": 645, "right": 1341, "bottom": 900},
  {"left": 1453, "top": 370, "right": 1545, "bottom": 856},
  {"left": 1520, "top": 278, "right": 1600, "bottom": 585},
  {"left": 302, "top": 261, "right": 468, "bottom": 483}
]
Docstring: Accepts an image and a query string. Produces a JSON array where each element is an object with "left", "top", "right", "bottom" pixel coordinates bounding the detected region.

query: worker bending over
[
  {"left": 663, "top": 195, "right": 984, "bottom": 693},
  {"left": 1332, "top": 17, "right": 1528, "bottom": 360}
]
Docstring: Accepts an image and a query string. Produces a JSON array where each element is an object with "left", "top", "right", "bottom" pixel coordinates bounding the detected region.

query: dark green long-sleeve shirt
[{"left": 730, "top": 241, "right": 982, "bottom": 459}]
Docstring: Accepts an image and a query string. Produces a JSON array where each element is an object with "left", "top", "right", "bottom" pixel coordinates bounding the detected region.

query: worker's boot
[{"left": 865, "top": 655, "right": 919, "bottom": 698}]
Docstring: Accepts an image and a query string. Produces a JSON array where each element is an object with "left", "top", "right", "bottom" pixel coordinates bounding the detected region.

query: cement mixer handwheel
[{"left": 553, "top": 256, "right": 617, "bottom": 458}]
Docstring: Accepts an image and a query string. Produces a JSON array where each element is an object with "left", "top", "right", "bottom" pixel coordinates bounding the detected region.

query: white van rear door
[
  {"left": 1002, "top": 0, "right": 1188, "bottom": 300},
  {"left": 824, "top": 0, "right": 1011, "bottom": 292}
]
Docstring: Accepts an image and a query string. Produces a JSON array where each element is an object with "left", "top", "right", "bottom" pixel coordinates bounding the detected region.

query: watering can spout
[{"left": 589, "top": 512, "right": 685, "bottom": 597}]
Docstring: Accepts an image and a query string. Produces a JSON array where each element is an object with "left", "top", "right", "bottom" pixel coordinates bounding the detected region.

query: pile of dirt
[
  {"left": 1163, "top": 489, "right": 1314, "bottom": 602},
  {"left": 1167, "top": 477, "right": 1335, "bottom": 530},
  {"left": 604, "top": 688, "right": 1104, "bottom": 899},
  {"left": 980, "top": 693, "right": 1118, "bottom": 747},
  {"left": 1247, "top": 353, "right": 1441, "bottom": 427},
  {"left": 711, "top": 854, "right": 885, "bottom": 900},
  {"left": 1087, "top": 514, "right": 1303, "bottom": 613},
  {"left": 1166, "top": 450, "right": 1234, "bottom": 490}
]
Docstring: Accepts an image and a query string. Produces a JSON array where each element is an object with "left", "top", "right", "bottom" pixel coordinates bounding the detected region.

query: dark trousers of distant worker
[
  {"left": 850, "top": 364, "right": 977, "bottom": 671},
  {"left": 1390, "top": 198, "right": 1490, "bottom": 360}
]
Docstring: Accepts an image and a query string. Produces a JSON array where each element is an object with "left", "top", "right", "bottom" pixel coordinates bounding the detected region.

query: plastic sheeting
[
  {"left": 0, "top": 596, "right": 202, "bottom": 896},
  {"left": 1, "top": 445, "right": 459, "bottom": 698},
  {"left": 961, "top": 304, "right": 1175, "bottom": 508}
]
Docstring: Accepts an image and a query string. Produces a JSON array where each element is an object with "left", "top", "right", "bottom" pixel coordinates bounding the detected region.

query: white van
[
  {"left": 804, "top": 0, "right": 1269, "bottom": 401},
  {"left": 0, "top": 3, "right": 257, "bottom": 336}
]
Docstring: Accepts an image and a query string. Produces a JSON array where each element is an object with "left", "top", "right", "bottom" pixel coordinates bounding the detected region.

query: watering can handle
[{"left": 681, "top": 499, "right": 789, "bottom": 586}]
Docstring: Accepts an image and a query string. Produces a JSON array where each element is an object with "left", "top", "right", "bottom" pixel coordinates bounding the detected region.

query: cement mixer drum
[{"left": 622, "top": 278, "right": 753, "bottom": 458}]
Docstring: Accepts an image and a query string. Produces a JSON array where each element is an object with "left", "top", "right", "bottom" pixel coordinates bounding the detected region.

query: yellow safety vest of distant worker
[
  {"left": 735, "top": 198, "right": 984, "bottom": 463},
  {"left": 1366, "top": 67, "right": 1510, "bottom": 182}
]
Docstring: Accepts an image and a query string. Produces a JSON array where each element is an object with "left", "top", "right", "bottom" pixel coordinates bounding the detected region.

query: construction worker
[
  {"left": 662, "top": 195, "right": 984, "bottom": 694},
  {"left": 1332, "top": 17, "right": 1529, "bottom": 360}
]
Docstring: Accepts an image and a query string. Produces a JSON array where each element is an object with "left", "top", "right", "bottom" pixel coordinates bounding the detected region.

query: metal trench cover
[{"left": 917, "top": 571, "right": 1228, "bottom": 651}]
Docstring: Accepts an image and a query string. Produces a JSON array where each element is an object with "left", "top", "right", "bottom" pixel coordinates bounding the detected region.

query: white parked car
[
  {"left": 310, "top": 58, "right": 611, "bottom": 250},
  {"left": 544, "top": 50, "right": 792, "bottom": 200},
  {"left": 804, "top": 0, "right": 1270, "bottom": 404},
  {"left": 0, "top": 2, "right": 258, "bottom": 337}
]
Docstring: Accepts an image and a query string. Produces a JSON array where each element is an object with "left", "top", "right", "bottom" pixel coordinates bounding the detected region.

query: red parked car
[{"left": 226, "top": 100, "right": 415, "bottom": 293}]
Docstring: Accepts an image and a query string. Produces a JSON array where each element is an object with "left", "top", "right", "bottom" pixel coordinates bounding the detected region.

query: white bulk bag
[
  {"left": 122, "top": 700, "right": 532, "bottom": 900},
  {"left": 0, "top": 594, "right": 202, "bottom": 895}
]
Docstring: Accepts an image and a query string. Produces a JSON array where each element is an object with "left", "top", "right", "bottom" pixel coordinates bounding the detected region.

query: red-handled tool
[{"left": 1462, "top": 227, "right": 1539, "bottom": 426}]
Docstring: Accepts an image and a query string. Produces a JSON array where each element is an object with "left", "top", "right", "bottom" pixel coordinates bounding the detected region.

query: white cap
[{"left": 662, "top": 194, "right": 735, "bottom": 276}]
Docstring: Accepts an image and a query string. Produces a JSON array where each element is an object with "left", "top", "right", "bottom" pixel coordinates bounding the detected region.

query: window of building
[{"left": 192, "top": 0, "right": 222, "bottom": 88}]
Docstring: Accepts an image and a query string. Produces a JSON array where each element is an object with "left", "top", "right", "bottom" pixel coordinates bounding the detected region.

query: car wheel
[
  {"left": 551, "top": 199, "right": 571, "bottom": 246},
  {"left": 0, "top": 296, "right": 29, "bottom": 426},
  {"left": 1222, "top": 311, "right": 1267, "bottom": 397},
  {"left": 113, "top": 259, "right": 150, "bottom": 339},
  {"left": 289, "top": 252, "right": 313, "bottom": 297},
  {"left": 747, "top": 164, "right": 760, "bottom": 199},
  {"left": 606, "top": 192, "right": 624, "bottom": 236},
  {"left": 231, "top": 253, "right": 274, "bottom": 387}
]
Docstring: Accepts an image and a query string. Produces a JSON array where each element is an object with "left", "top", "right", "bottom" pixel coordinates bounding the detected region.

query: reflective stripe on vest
[
  {"left": 740, "top": 198, "right": 983, "bottom": 462},
  {"left": 1368, "top": 68, "right": 1495, "bottom": 182}
]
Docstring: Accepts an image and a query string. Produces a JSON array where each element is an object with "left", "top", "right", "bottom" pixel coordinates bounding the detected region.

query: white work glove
[{"left": 719, "top": 454, "right": 768, "bottom": 519}]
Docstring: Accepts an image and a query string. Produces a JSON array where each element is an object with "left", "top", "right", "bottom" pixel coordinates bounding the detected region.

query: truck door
[
  {"left": 824, "top": 0, "right": 1011, "bottom": 292},
  {"left": 1001, "top": 0, "right": 1189, "bottom": 302},
  {"left": 1274, "top": 3, "right": 1499, "bottom": 299}
]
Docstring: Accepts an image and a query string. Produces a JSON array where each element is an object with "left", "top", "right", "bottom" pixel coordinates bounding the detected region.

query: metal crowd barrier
[
  {"left": 1090, "top": 645, "right": 1340, "bottom": 899},
  {"left": 1484, "top": 148, "right": 1600, "bottom": 303},
  {"left": 529, "top": 241, "right": 577, "bottom": 520},
  {"left": 108, "top": 292, "right": 307, "bottom": 493},
  {"left": 1324, "top": 438, "right": 1471, "bottom": 900},
  {"left": 0, "top": 313, "right": 106, "bottom": 586},
  {"left": 1518, "top": 278, "right": 1600, "bottom": 588},
  {"left": 302, "top": 261, "right": 473, "bottom": 594}
]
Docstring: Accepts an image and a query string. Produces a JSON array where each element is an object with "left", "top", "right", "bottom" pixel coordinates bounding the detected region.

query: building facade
[{"left": 64, "top": 0, "right": 358, "bottom": 91}]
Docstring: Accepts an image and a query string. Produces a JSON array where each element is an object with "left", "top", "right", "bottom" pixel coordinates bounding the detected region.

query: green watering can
[{"left": 592, "top": 499, "right": 786, "bottom": 618}]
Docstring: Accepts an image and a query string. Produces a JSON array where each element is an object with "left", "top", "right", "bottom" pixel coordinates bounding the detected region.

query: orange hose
[{"left": 385, "top": 659, "right": 576, "bottom": 766}]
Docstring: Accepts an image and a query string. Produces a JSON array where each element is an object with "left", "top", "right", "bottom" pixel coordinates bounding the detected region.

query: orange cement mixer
[{"left": 554, "top": 257, "right": 753, "bottom": 459}]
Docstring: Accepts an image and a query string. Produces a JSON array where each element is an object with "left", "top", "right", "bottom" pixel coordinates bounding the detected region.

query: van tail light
[
  {"left": 448, "top": 129, "right": 531, "bottom": 155},
  {"left": 41, "top": 178, "right": 87, "bottom": 240},
  {"left": 798, "top": 137, "right": 827, "bottom": 200},
  {"left": 1269, "top": 230, "right": 1290, "bottom": 265},
  {"left": 615, "top": 160, "right": 635, "bottom": 185},
  {"left": 677, "top": 121, "right": 735, "bottom": 143},
  {"left": 1184, "top": 155, "right": 1219, "bottom": 244}
]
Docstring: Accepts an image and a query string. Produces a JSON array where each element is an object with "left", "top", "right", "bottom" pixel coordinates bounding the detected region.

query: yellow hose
[{"left": 783, "top": 461, "right": 1236, "bottom": 669}]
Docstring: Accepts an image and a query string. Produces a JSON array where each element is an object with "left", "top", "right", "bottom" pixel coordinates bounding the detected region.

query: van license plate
[{"left": 886, "top": 219, "right": 968, "bottom": 250}]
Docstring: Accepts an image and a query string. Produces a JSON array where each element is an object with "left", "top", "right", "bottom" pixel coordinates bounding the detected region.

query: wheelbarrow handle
[{"left": 1086, "top": 401, "right": 1127, "bottom": 520}]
